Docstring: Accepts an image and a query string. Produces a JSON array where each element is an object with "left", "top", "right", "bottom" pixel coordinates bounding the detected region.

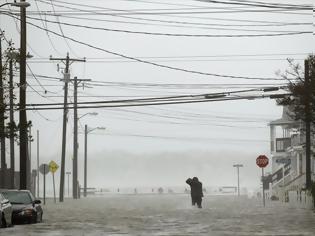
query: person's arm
[
  {"left": 201, "top": 182, "right": 204, "bottom": 197},
  {"left": 186, "top": 178, "right": 192, "bottom": 185}
]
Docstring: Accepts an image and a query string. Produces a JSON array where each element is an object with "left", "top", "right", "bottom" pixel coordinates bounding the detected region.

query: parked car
[
  {"left": 0, "top": 190, "right": 43, "bottom": 224},
  {"left": 0, "top": 192, "right": 12, "bottom": 228}
]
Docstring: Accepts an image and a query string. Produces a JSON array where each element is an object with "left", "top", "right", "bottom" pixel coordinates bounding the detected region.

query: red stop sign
[{"left": 256, "top": 155, "right": 269, "bottom": 168}]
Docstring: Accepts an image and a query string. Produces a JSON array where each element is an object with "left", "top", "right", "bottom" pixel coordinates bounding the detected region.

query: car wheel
[{"left": 0, "top": 214, "right": 6, "bottom": 228}]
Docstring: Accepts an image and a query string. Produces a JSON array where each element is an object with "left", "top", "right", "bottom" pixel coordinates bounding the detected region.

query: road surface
[{"left": 2, "top": 194, "right": 315, "bottom": 235}]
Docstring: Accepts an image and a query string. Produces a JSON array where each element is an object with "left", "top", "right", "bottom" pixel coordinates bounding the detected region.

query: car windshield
[{"left": 1, "top": 191, "right": 33, "bottom": 204}]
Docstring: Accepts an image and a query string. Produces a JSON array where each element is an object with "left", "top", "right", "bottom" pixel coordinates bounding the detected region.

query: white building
[{"left": 269, "top": 106, "right": 315, "bottom": 207}]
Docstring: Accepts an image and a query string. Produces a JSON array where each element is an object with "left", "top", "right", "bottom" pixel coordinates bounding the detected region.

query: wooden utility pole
[
  {"left": 0, "top": 34, "right": 6, "bottom": 189},
  {"left": 84, "top": 125, "right": 87, "bottom": 197},
  {"left": 27, "top": 123, "right": 32, "bottom": 191},
  {"left": 9, "top": 56, "right": 15, "bottom": 189},
  {"left": 73, "top": 76, "right": 78, "bottom": 199},
  {"left": 19, "top": 0, "right": 28, "bottom": 190},
  {"left": 50, "top": 54, "right": 85, "bottom": 202},
  {"left": 37, "top": 130, "right": 39, "bottom": 197},
  {"left": 304, "top": 59, "right": 311, "bottom": 190}
]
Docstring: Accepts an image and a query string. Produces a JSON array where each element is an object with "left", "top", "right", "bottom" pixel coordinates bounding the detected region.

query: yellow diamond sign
[{"left": 49, "top": 160, "right": 59, "bottom": 173}]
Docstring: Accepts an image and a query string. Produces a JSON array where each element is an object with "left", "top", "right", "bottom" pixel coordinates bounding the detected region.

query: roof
[{"left": 269, "top": 106, "right": 298, "bottom": 126}]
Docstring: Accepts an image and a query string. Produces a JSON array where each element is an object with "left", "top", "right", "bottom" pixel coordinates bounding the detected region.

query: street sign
[
  {"left": 39, "top": 163, "right": 49, "bottom": 205},
  {"left": 256, "top": 155, "right": 269, "bottom": 207},
  {"left": 39, "top": 164, "right": 49, "bottom": 175},
  {"left": 275, "top": 158, "right": 291, "bottom": 165},
  {"left": 256, "top": 155, "right": 269, "bottom": 168},
  {"left": 49, "top": 161, "right": 59, "bottom": 173}
]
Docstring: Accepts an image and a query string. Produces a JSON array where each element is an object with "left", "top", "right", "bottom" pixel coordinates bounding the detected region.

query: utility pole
[
  {"left": 19, "top": 0, "right": 28, "bottom": 190},
  {"left": 66, "top": 171, "right": 71, "bottom": 197},
  {"left": 0, "top": 35, "right": 6, "bottom": 189},
  {"left": 84, "top": 125, "right": 87, "bottom": 197},
  {"left": 50, "top": 54, "right": 85, "bottom": 202},
  {"left": 73, "top": 76, "right": 78, "bottom": 199},
  {"left": 304, "top": 59, "right": 312, "bottom": 190},
  {"left": 9, "top": 54, "right": 15, "bottom": 189},
  {"left": 36, "top": 130, "right": 39, "bottom": 198},
  {"left": 233, "top": 164, "right": 243, "bottom": 196},
  {"left": 27, "top": 123, "right": 32, "bottom": 191},
  {"left": 0, "top": 34, "right": 7, "bottom": 189},
  {"left": 73, "top": 77, "right": 90, "bottom": 199}
]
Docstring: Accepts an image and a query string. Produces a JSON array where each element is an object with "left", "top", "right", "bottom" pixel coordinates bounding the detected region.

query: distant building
[{"left": 268, "top": 106, "right": 315, "bottom": 205}]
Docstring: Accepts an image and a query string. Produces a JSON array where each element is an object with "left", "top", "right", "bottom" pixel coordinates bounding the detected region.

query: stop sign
[{"left": 256, "top": 155, "right": 269, "bottom": 168}]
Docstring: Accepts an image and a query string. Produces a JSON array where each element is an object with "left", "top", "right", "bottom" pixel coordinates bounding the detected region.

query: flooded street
[{"left": 2, "top": 194, "right": 315, "bottom": 236}]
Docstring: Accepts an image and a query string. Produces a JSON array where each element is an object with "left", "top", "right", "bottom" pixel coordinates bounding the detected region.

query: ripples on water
[{"left": 2, "top": 195, "right": 315, "bottom": 236}]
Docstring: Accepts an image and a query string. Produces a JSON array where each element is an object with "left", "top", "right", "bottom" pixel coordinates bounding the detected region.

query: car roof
[{"left": 0, "top": 189, "right": 31, "bottom": 193}]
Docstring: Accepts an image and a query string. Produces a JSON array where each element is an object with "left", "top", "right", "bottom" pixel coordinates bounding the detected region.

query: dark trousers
[{"left": 191, "top": 196, "right": 202, "bottom": 208}]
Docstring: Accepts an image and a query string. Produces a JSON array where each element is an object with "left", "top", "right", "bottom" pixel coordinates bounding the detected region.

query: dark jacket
[{"left": 186, "top": 178, "right": 203, "bottom": 198}]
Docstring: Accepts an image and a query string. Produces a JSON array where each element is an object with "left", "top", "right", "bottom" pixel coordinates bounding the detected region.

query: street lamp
[
  {"left": 84, "top": 125, "right": 106, "bottom": 197},
  {"left": 233, "top": 164, "right": 243, "bottom": 197},
  {"left": 78, "top": 112, "right": 98, "bottom": 119},
  {"left": 73, "top": 112, "right": 98, "bottom": 199},
  {"left": 0, "top": 2, "right": 30, "bottom": 8}
]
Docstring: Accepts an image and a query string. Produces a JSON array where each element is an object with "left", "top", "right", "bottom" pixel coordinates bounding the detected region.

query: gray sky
[{"left": 0, "top": 0, "right": 313, "bottom": 190}]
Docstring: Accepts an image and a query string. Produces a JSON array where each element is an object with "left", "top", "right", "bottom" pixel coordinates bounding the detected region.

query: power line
[
  {"left": 26, "top": 63, "right": 48, "bottom": 93},
  {"left": 3, "top": 14, "right": 293, "bottom": 81},
  {"left": 48, "top": 0, "right": 78, "bottom": 57},
  {"left": 25, "top": 2, "right": 311, "bottom": 15},
  {"left": 13, "top": 93, "right": 289, "bottom": 111},
  {"left": 34, "top": 0, "right": 63, "bottom": 55},
  {"left": 193, "top": 0, "right": 311, "bottom": 10},
  {"left": 23, "top": 0, "right": 312, "bottom": 30},
  {"left": 23, "top": 86, "right": 282, "bottom": 107},
  {"left": 5, "top": 2, "right": 309, "bottom": 26},
  {"left": 25, "top": 15, "right": 309, "bottom": 35},
  {"left": 85, "top": 132, "right": 270, "bottom": 143}
]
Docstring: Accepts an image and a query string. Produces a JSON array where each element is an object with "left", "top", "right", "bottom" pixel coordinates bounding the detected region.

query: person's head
[{"left": 192, "top": 177, "right": 198, "bottom": 182}]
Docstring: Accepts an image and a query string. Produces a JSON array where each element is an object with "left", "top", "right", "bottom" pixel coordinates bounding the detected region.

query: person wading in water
[{"left": 186, "top": 177, "right": 204, "bottom": 208}]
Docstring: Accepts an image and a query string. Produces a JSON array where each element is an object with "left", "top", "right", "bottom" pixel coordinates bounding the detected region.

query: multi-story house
[{"left": 268, "top": 106, "right": 315, "bottom": 206}]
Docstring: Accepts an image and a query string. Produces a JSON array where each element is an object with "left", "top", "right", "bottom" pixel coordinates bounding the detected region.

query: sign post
[
  {"left": 49, "top": 161, "right": 59, "bottom": 203},
  {"left": 256, "top": 155, "right": 269, "bottom": 207},
  {"left": 39, "top": 163, "right": 49, "bottom": 205}
]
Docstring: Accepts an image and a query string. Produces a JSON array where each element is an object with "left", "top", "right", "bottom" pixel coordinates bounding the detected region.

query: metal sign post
[
  {"left": 49, "top": 161, "right": 59, "bottom": 204},
  {"left": 256, "top": 155, "right": 269, "bottom": 207},
  {"left": 39, "top": 163, "right": 49, "bottom": 205},
  {"left": 262, "top": 167, "right": 265, "bottom": 207}
]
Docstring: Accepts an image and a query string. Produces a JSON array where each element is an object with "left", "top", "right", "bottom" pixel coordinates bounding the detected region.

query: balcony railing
[
  {"left": 276, "top": 138, "right": 291, "bottom": 152},
  {"left": 291, "top": 134, "right": 305, "bottom": 147}
]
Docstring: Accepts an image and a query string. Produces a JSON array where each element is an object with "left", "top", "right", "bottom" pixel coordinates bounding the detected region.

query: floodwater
[{"left": 2, "top": 194, "right": 315, "bottom": 236}]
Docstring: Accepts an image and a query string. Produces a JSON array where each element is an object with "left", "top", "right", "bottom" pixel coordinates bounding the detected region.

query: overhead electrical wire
[
  {"left": 48, "top": 0, "right": 79, "bottom": 57},
  {"left": 24, "top": 15, "right": 309, "bottom": 35},
  {"left": 24, "top": 0, "right": 311, "bottom": 28},
  {"left": 15, "top": 94, "right": 286, "bottom": 111},
  {"left": 101, "top": 111, "right": 267, "bottom": 129},
  {"left": 93, "top": 132, "right": 269, "bottom": 143},
  {"left": 5, "top": 3, "right": 44, "bottom": 58},
  {"left": 23, "top": 87, "right": 271, "bottom": 106},
  {"left": 120, "top": 0, "right": 311, "bottom": 9},
  {"left": 5, "top": 1, "right": 310, "bottom": 27},
  {"left": 3, "top": 13, "right": 299, "bottom": 81},
  {"left": 193, "top": 0, "right": 311, "bottom": 10},
  {"left": 23, "top": 3, "right": 310, "bottom": 15},
  {"left": 28, "top": 14, "right": 313, "bottom": 29},
  {"left": 34, "top": 0, "right": 62, "bottom": 55}
]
